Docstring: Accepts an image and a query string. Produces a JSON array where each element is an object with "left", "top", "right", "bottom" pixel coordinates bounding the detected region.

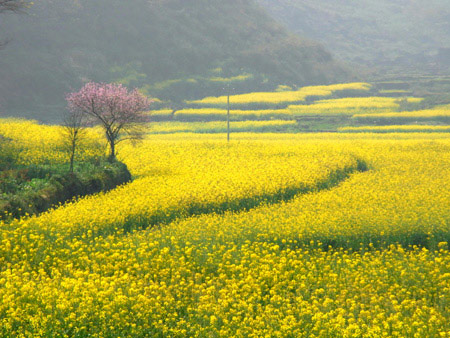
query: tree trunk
[
  {"left": 105, "top": 130, "right": 116, "bottom": 162},
  {"left": 70, "top": 149, "right": 75, "bottom": 173},
  {"left": 108, "top": 138, "right": 116, "bottom": 162},
  {"left": 69, "top": 138, "right": 76, "bottom": 173}
]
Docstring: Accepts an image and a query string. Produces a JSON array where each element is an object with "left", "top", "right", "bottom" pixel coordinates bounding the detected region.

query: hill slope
[
  {"left": 257, "top": 0, "right": 450, "bottom": 76},
  {"left": 0, "top": 0, "right": 350, "bottom": 121}
]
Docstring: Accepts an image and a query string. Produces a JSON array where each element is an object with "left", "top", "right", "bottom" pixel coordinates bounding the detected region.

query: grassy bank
[{"left": 0, "top": 161, "right": 131, "bottom": 220}]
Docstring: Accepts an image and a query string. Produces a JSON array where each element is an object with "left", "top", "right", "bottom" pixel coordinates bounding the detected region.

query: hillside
[
  {"left": 257, "top": 0, "right": 450, "bottom": 76},
  {"left": 0, "top": 0, "right": 350, "bottom": 122}
]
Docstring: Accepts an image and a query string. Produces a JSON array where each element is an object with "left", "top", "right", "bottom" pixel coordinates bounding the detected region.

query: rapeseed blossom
[
  {"left": 0, "top": 120, "right": 450, "bottom": 337},
  {"left": 188, "top": 82, "right": 371, "bottom": 106}
]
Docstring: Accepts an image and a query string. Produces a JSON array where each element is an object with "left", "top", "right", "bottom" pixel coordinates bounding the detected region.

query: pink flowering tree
[{"left": 66, "top": 82, "right": 150, "bottom": 162}]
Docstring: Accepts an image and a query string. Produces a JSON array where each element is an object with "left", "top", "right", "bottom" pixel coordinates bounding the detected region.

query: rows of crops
[
  {"left": 289, "top": 97, "right": 422, "bottom": 116},
  {"left": 187, "top": 82, "right": 371, "bottom": 107},
  {"left": 172, "top": 109, "right": 293, "bottom": 121},
  {"left": 164, "top": 82, "right": 374, "bottom": 123},
  {"left": 354, "top": 106, "right": 450, "bottom": 124},
  {"left": 340, "top": 125, "right": 450, "bottom": 133},
  {"left": 149, "top": 82, "right": 450, "bottom": 132},
  {"left": 0, "top": 119, "right": 450, "bottom": 337},
  {"left": 146, "top": 120, "right": 298, "bottom": 133}
]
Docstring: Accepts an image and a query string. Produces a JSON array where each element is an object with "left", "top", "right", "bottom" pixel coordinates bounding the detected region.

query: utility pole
[
  {"left": 225, "top": 83, "right": 234, "bottom": 142},
  {"left": 227, "top": 92, "right": 230, "bottom": 142}
]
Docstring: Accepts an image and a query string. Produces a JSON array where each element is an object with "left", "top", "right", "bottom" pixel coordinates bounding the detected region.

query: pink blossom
[{"left": 66, "top": 82, "right": 151, "bottom": 161}]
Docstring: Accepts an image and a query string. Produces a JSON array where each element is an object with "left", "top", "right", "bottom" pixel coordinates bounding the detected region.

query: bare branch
[
  {"left": 0, "top": 0, "right": 30, "bottom": 13},
  {"left": 66, "top": 82, "right": 150, "bottom": 162},
  {"left": 0, "top": 1, "right": 31, "bottom": 51},
  {"left": 62, "top": 109, "right": 90, "bottom": 173}
]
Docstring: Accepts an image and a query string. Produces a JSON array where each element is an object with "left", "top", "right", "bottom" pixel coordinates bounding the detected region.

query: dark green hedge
[{"left": 0, "top": 162, "right": 131, "bottom": 220}]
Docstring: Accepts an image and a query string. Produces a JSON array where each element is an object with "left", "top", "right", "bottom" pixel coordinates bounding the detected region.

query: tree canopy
[{"left": 66, "top": 82, "right": 150, "bottom": 161}]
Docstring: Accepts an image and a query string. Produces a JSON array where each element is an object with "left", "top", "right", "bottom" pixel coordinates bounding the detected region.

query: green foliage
[
  {"left": 397, "top": 95, "right": 450, "bottom": 111},
  {"left": 257, "top": 0, "right": 450, "bottom": 75},
  {"left": 0, "top": 160, "right": 131, "bottom": 220},
  {"left": 0, "top": 137, "right": 19, "bottom": 171},
  {"left": 146, "top": 121, "right": 302, "bottom": 134},
  {"left": 352, "top": 114, "right": 450, "bottom": 125},
  {"left": 173, "top": 110, "right": 293, "bottom": 122},
  {"left": 109, "top": 62, "right": 147, "bottom": 87}
]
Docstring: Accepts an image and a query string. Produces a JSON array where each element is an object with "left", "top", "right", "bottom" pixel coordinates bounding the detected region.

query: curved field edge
[
  {"left": 161, "top": 143, "right": 450, "bottom": 252},
  {"left": 0, "top": 158, "right": 367, "bottom": 270},
  {"left": 0, "top": 158, "right": 367, "bottom": 238},
  {"left": 121, "top": 159, "right": 369, "bottom": 233}
]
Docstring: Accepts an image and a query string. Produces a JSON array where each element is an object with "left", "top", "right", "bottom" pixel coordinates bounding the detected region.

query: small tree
[
  {"left": 62, "top": 109, "right": 89, "bottom": 173},
  {"left": 66, "top": 82, "right": 150, "bottom": 162}
]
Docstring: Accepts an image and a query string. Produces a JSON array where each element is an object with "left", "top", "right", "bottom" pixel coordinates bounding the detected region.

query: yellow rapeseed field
[
  {"left": 188, "top": 82, "right": 371, "bottom": 106},
  {"left": 0, "top": 119, "right": 104, "bottom": 165},
  {"left": 173, "top": 108, "right": 293, "bottom": 120},
  {"left": 289, "top": 97, "right": 421, "bottom": 116},
  {"left": 353, "top": 106, "right": 450, "bottom": 123},
  {"left": 1, "top": 120, "right": 450, "bottom": 337},
  {"left": 147, "top": 109, "right": 174, "bottom": 118},
  {"left": 146, "top": 120, "right": 297, "bottom": 133},
  {"left": 339, "top": 125, "right": 450, "bottom": 133}
]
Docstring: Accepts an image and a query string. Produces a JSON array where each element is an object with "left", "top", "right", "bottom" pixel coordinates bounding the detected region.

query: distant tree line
[{"left": 0, "top": 0, "right": 349, "bottom": 120}]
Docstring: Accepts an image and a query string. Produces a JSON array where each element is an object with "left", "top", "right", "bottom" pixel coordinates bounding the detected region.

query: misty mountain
[
  {"left": 0, "top": 0, "right": 350, "bottom": 121},
  {"left": 257, "top": 0, "right": 450, "bottom": 75}
]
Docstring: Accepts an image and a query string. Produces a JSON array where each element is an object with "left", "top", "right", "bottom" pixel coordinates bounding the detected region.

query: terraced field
[
  {"left": 353, "top": 106, "right": 450, "bottom": 124},
  {"left": 146, "top": 120, "right": 298, "bottom": 133},
  {"left": 289, "top": 97, "right": 422, "bottom": 117},
  {"left": 149, "top": 81, "right": 450, "bottom": 134},
  {"left": 187, "top": 82, "right": 371, "bottom": 109},
  {"left": 340, "top": 125, "right": 450, "bottom": 133}
]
